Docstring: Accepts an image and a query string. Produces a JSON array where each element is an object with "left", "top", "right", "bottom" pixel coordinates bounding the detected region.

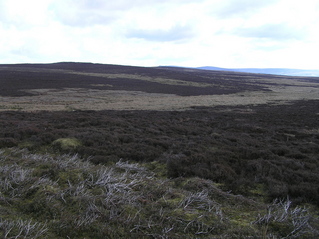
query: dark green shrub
[{"left": 0, "top": 137, "right": 17, "bottom": 148}]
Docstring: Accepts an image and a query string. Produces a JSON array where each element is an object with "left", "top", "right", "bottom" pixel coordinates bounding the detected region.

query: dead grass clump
[{"left": 254, "top": 198, "right": 319, "bottom": 238}]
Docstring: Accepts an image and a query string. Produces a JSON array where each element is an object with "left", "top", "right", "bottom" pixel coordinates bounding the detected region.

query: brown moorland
[
  {"left": 1, "top": 62, "right": 319, "bottom": 111},
  {"left": 0, "top": 62, "right": 319, "bottom": 238}
]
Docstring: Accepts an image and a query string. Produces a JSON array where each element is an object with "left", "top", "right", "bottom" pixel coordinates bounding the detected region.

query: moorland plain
[
  {"left": 0, "top": 62, "right": 319, "bottom": 111},
  {"left": 0, "top": 63, "right": 319, "bottom": 238}
]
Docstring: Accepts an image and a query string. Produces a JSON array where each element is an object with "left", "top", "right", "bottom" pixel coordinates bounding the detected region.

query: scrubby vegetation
[
  {"left": 1, "top": 100, "right": 319, "bottom": 206},
  {"left": 0, "top": 148, "right": 318, "bottom": 238},
  {"left": 0, "top": 101, "right": 319, "bottom": 237}
]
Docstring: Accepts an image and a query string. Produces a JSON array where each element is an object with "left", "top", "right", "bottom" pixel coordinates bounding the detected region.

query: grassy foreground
[{"left": 0, "top": 148, "right": 318, "bottom": 238}]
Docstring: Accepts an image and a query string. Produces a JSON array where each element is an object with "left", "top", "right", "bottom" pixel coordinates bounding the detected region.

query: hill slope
[
  {"left": 197, "top": 66, "right": 319, "bottom": 77},
  {"left": 0, "top": 62, "right": 319, "bottom": 111}
]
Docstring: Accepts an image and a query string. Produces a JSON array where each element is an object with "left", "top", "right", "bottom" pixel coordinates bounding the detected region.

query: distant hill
[{"left": 197, "top": 66, "right": 319, "bottom": 77}]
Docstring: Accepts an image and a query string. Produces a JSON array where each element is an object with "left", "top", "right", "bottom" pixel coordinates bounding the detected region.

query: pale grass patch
[
  {"left": 253, "top": 198, "right": 319, "bottom": 238},
  {"left": 0, "top": 218, "right": 48, "bottom": 239},
  {"left": 71, "top": 72, "right": 216, "bottom": 87},
  {"left": 0, "top": 74, "right": 319, "bottom": 111}
]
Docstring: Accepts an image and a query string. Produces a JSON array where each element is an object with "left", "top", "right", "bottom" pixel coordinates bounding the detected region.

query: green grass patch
[{"left": 52, "top": 137, "right": 82, "bottom": 151}]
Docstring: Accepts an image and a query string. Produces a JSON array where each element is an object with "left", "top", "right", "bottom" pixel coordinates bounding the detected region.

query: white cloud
[
  {"left": 0, "top": 0, "right": 318, "bottom": 69},
  {"left": 49, "top": 0, "right": 198, "bottom": 27},
  {"left": 211, "top": 0, "right": 278, "bottom": 18},
  {"left": 0, "top": 0, "right": 53, "bottom": 28},
  {"left": 233, "top": 23, "right": 306, "bottom": 40},
  {"left": 50, "top": 0, "right": 117, "bottom": 27},
  {"left": 125, "top": 25, "right": 194, "bottom": 42}
]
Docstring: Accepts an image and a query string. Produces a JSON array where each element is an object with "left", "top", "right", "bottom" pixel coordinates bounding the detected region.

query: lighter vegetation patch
[
  {"left": 52, "top": 138, "right": 82, "bottom": 151},
  {"left": 1, "top": 83, "right": 319, "bottom": 112},
  {"left": 0, "top": 68, "right": 319, "bottom": 111},
  {"left": 72, "top": 72, "right": 216, "bottom": 87},
  {"left": 91, "top": 83, "right": 113, "bottom": 87}
]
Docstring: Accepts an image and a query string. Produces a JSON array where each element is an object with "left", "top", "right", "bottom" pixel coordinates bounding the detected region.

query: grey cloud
[
  {"left": 234, "top": 24, "right": 304, "bottom": 40},
  {"left": 0, "top": 2, "right": 4, "bottom": 20},
  {"left": 53, "top": 10, "right": 115, "bottom": 27},
  {"left": 126, "top": 25, "right": 194, "bottom": 42},
  {"left": 50, "top": 0, "right": 117, "bottom": 27},
  {"left": 78, "top": 0, "right": 191, "bottom": 10},
  {"left": 78, "top": 0, "right": 196, "bottom": 10},
  {"left": 0, "top": 2, "right": 13, "bottom": 26},
  {"left": 50, "top": 0, "right": 197, "bottom": 27},
  {"left": 213, "top": 0, "right": 277, "bottom": 18}
]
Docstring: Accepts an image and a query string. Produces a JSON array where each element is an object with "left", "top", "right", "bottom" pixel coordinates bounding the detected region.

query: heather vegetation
[
  {"left": 1, "top": 100, "right": 319, "bottom": 205},
  {"left": 0, "top": 63, "right": 319, "bottom": 237},
  {"left": 0, "top": 100, "right": 319, "bottom": 237}
]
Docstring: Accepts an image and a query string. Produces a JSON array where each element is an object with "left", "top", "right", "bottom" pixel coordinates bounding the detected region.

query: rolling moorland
[
  {"left": 196, "top": 66, "right": 319, "bottom": 77},
  {"left": 0, "top": 62, "right": 319, "bottom": 238}
]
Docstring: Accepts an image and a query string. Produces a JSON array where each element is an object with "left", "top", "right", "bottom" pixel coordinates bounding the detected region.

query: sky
[{"left": 0, "top": 0, "right": 319, "bottom": 69}]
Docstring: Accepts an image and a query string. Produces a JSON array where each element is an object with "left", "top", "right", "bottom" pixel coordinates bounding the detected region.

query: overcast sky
[{"left": 1, "top": 0, "right": 318, "bottom": 69}]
